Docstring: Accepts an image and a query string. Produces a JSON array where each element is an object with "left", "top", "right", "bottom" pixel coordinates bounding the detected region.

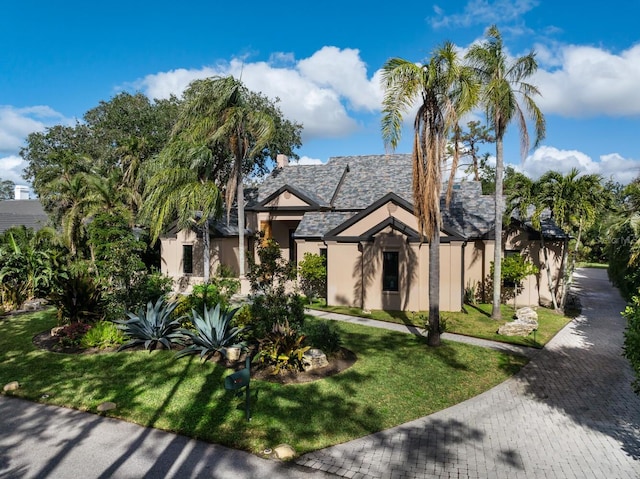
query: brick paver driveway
[{"left": 296, "top": 268, "right": 640, "bottom": 478}]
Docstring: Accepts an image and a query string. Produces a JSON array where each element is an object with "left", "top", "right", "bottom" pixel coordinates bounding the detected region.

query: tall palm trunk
[
  {"left": 428, "top": 228, "right": 441, "bottom": 346},
  {"left": 237, "top": 159, "right": 245, "bottom": 279},
  {"left": 491, "top": 137, "right": 504, "bottom": 319},
  {"left": 560, "top": 217, "right": 584, "bottom": 309},
  {"left": 203, "top": 220, "right": 210, "bottom": 283},
  {"left": 540, "top": 233, "right": 559, "bottom": 310}
]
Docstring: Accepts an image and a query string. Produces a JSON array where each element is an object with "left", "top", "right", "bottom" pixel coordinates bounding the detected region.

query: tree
[
  {"left": 21, "top": 93, "right": 179, "bottom": 223},
  {"left": 455, "top": 121, "right": 494, "bottom": 181},
  {"left": 466, "top": 25, "right": 546, "bottom": 320},
  {"left": 537, "top": 168, "right": 603, "bottom": 306},
  {"left": 506, "top": 172, "right": 560, "bottom": 310},
  {"left": 0, "top": 179, "right": 15, "bottom": 200},
  {"left": 180, "top": 77, "right": 275, "bottom": 281},
  {"left": 143, "top": 76, "right": 301, "bottom": 283},
  {"left": 381, "top": 42, "right": 479, "bottom": 346}
]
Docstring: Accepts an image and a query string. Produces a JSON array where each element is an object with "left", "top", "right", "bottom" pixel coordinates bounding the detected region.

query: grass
[
  {"left": 308, "top": 301, "right": 572, "bottom": 348},
  {"left": 0, "top": 308, "right": 527, "bottom": 456},
  {"left": 575, "top": 262, "right": 608, "bottom": 269}
]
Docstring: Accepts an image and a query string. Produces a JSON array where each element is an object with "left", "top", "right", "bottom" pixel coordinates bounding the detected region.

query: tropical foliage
[
  {"left": 115, "top": 298, "right": 185, "bottom": 351},
  {"left": 256, "top": 319, "right": 311, "bottom": 374},
  {"left": 176, "top": 304, "right": 244, "bottom": 361},
  {"left": 0, "top": 226, "right": 64, "bottom": 310},
  {"left": 247, "top": 237, "right": 304, "bottom": 339}
]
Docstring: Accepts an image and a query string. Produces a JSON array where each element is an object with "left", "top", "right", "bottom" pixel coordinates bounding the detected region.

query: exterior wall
[
  {"left": 160, "top": 229, "right": 245, "bottom": 293},
  {"left": 463, "top": 231, "right": 566, "bottom": 308},
  {"left": 323, "top": 229, "right": 463, "bottom": 312}
]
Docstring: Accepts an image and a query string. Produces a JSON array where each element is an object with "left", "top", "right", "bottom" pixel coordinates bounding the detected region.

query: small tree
[
  {"left": 491, "top": 255, "right": 538, "bottom": 309},
  {"left": 298, "top": 253, "right": 326, "bottom": 304},
  {"left": 247, "top": 237, "right": 304, "bottom": 339}
]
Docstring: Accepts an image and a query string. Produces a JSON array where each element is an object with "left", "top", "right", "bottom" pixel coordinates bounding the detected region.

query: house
[
  {"left": 160, "top": 154, "right": 568, "bottom": 310},
  {"left": 0, "top": 186, "right": 48, "bottom": 234}
]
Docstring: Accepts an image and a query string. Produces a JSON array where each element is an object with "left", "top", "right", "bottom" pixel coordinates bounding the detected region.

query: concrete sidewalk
[{"left": 305, "top": 308, "right": 539, "bottom": 359}]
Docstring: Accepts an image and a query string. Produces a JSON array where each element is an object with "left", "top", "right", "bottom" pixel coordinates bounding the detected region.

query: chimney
[
  {"left": 276, "top": 154, "right": 289, "bottom": 168},
  {"left": 14, "top": 185, "right": 29, "bottom": 200}
]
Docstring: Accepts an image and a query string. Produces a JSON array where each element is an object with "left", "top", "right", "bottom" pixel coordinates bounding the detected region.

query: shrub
[
  {"left": 176, "top": 279, "right": 239, "bottom": 316},
  {"left": 115, "top": 298, "right": 185, "bottom": 351},
  {"left": 623, "top": 295, "right": 640, "bottom": 394},
  {"left": 57, "top": 322, "right": 92, "bottom": 347},
  {"left": 303, "top": 321, "right": 342, "bottom": 355},
  {"left": 176, "top": 304, "right": 245, "bottom": 361},
  {"left": 79, "top": 321, "right": 126, "bottom": 349},
  {"left": 298, "top": 253, "right": 326, "bottom": 303},
  {"left": 256, "top": 320, "right": 310, "bottom": 374},
  {"left": 249, "top": 293, "right": 305, "bottom": 340},
  {"left": 49, "top": 271, "right": 104, "bottom": 324}
]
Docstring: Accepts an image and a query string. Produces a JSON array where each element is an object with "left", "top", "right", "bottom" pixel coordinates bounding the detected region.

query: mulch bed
[{"left": 32, "top": 330, "right": 357, "bottom": 384}]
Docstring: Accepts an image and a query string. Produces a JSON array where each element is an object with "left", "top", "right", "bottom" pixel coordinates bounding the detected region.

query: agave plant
[
  {"left": 115, "top": 298, "right": 185, "bottom": 351},
  {"left": 176, "top": 303, "right": 245, "bottom": 361}
]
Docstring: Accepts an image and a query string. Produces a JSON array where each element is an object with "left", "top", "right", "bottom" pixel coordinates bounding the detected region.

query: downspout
[
  {"left": 358, "top": 242, "right": 365, "bottom": 310},
  {"left": 461, "top": 240, "right": 467, "bottom": 310}
]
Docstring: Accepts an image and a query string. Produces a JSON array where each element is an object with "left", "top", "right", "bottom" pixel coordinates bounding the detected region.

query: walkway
[
  {"left": 305, "top": 309, "right": 538, "bottom": 359},
  {"left": 296, "top": 268, "right": 640, "bottom": 478}
]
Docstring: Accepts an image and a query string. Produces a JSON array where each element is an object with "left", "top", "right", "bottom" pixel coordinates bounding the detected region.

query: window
[
  {"left": 183, "top": 245, "right": 193, "bottom": 274},
  {"left": 289, "top": 228, "right": 297, "bottom": 263},
  {"left": 382, "top": 251, "right": 399, "bottom": 292}
]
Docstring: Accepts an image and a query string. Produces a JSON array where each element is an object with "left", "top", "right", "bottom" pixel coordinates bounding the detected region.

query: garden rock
[
  {"left": 498, "top": 322, "right": 537, "bottom": 337},
  {"left": 51, "top": 326, "right": 65, "bottom": 337},
  {"left": 273, "top": 443, "right": 296, "bottom": 459},
  {"left": 498, "top": 307, "right": 540, "bottom": 336},
  {"left": 97, "top": 401, "right": 117, "bottom": 412},
  {"left": 515, "top": 307, "right": 538, "bottom": 324},
  {"left": 303, "top": 348, "right": 328, "bottom": 371},
  {"left": 3, "top": 381, "right": 19, "bottom": 392}
]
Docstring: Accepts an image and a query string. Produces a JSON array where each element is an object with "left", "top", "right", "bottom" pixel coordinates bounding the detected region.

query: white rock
[{"left": 3, "top": 381, "right": 19, "bottom": 391}]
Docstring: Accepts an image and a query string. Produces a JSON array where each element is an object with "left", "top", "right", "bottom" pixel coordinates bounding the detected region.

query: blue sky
[{"left": 3, "top": 0, "right": 640, "bottom": 190}]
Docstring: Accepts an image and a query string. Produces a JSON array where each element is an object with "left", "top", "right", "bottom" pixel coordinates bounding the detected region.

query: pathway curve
[{"left": 296, "top": 268, "right": 640, "bottom": 478}]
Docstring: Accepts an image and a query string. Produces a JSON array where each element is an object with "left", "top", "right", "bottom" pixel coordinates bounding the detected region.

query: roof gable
[
  {"left": 248, "top": 185, "right": 322, "bottom": 212},
  {"left": 323, "top": 192, "right": 465, "bottom": 243}
]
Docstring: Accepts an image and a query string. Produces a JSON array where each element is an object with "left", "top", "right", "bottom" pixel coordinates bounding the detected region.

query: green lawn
[
  {"left": 308, "top": 301, "right": 572, "bottom": 348},
  {"left": 0, "top": 309, "right": 527, "bottom": 456}
]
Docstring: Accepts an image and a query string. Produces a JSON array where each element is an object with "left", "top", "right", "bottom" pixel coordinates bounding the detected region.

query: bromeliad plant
[
  {"left": 256, "top": 319, "right": 311, "bottom": 375},
  {"left": 175, "top": 303, "right": 246, "bottom": 361},
  {"left": 115, "top": 298, "right": 185, "bottom": 351}
]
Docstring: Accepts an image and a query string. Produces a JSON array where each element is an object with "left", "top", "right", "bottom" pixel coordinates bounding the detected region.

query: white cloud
[
  {"left": 429, "top": 0, "right": 539, "bottom": 28},
  {"left": 0, "top": 105, "right": 67, "bottom": 154},
  {"left": 0, "top": 106, "right": 71, "bottom": 185},
  {"left": 535, "top": 43, "right": 640, "bottom": 117},
  {"left": 133, "top": 47, "right": 384, "bottom": 142},
  {"left": 0, "top": 155, "right": 28, "bottom": 185},
  {"left": 521, "top": 146, "right": 640, "bottom": 184}
]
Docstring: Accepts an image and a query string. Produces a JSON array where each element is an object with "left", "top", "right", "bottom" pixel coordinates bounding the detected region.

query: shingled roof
[
  {"left": 257, "top": 154, "right": 567, "bottom": 241},
  {"left": 0, "top": 199, "right": 49, "bottom": 233}
]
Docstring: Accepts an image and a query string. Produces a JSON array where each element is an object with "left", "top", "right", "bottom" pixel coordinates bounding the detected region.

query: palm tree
[
  {"left": 506, "top": 172, "right": 559, "bottom": 309},
  {"left": 537, "top": 168, "right": 603, "bottom": 307},
  {"left": 382, "top": 42, "right": 478, "bottom": 346},
  {"left": 179, "top": 77, "right": 275, "bottom": 282},
  {"left": 143, "top": 77, "right": 276, "bottom": 284},
  {"left": 142, "top": 146, "right": 222, "bottom": 283},
  {"left": 466, "top": 25, "right": 545, "bottom": 320}
]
